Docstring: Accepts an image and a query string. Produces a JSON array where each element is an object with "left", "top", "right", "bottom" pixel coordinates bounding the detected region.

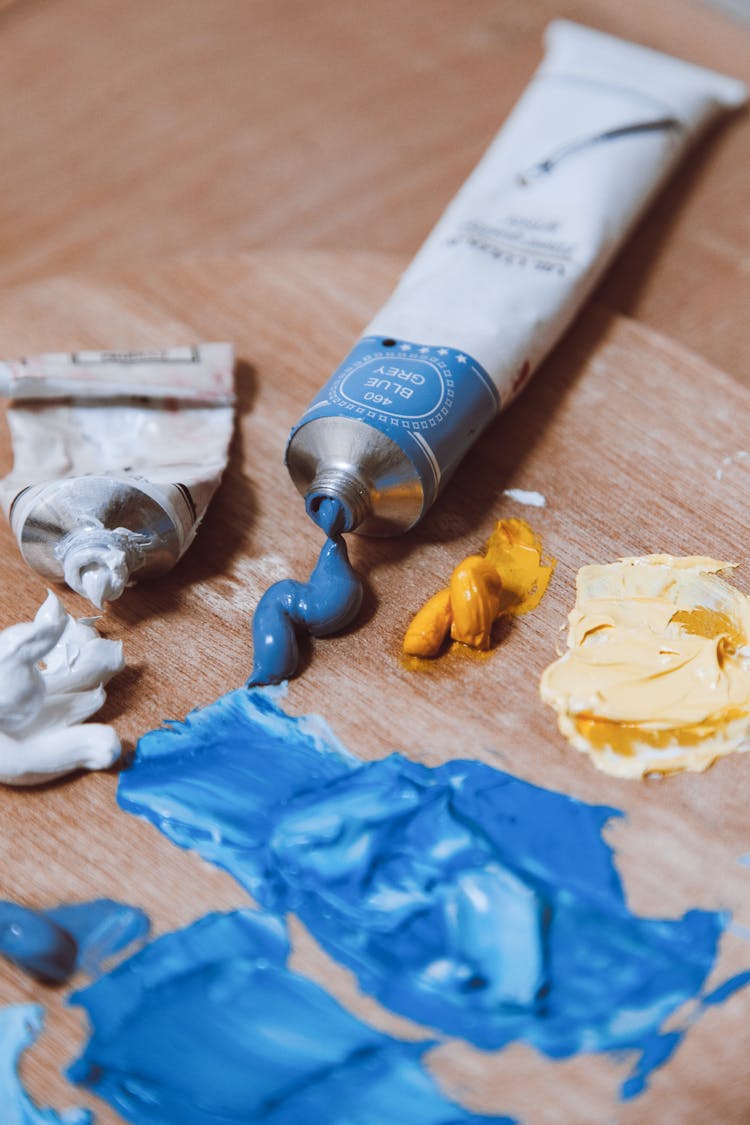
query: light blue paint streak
[
  {"left": 0, "top": 900, "right": 150, "bottom": 984},
  {"left": 68, "top": 908, "right": 512, "bottom": 1125},
  {"left": 0, "top": 1004, "right": 90, "bottom": 1124},
  {"left": 118, "top": 687, "right": 749, "bottom": 1099}
]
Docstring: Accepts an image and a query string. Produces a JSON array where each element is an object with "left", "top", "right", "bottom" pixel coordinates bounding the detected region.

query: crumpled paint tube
[
  {"left": 0, "top": 899, "right": 150, "bottom": 983},
  {"left": 117, "top": 687, "right": 750, "bottom": 1099},
  {"left": 68, "top": 909, "right": 512, "bottom": 1125},
  {"left": 0, "top": 591, "right": 124, "bottom": 785},
  {"left": 0, "top": 344, "right": 235, "bottom": 607},
  {"left": 0, "top": 1004, "right": 91, "bottom": 1124}
]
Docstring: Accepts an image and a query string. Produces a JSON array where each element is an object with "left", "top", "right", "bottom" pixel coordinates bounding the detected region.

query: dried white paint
[
  {"left": 502, "top": 488, "right": 547, "bottom": 508},
  {"left": 716, "top": 450, "right": 748, "bottom": 480}
]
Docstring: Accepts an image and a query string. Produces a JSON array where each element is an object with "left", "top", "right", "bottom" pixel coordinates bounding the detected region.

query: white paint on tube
[{"left": 0, "top": 344, "right": 235, "bottom": 607}]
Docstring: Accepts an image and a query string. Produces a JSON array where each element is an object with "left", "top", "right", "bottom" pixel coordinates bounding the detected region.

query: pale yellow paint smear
[
  {"left": 403, "top": 518, "right": 554, "bottom": 658},
  {"left": 540, "top": 555, "right": 750, "bottom": 778}
]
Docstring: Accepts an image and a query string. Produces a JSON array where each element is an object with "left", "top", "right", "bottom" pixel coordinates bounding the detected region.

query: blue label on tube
[{"left": 293, "top": 336, "right": 499, "bottom": 509}]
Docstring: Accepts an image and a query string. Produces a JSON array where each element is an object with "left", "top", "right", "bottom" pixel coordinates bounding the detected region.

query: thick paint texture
[
  {"left": 69, "top": 908, "right": 511, "bottom": 1125},
  {"left": 0, "top": 591, "right": 124, "bottom": 785},
  {"left": 404, "top": 518, "right": 554, "bottom": 657},
  {"left": 541, "top": 556, "right": 750, "bottom": 777},
  {"left": 0, "top": 900, "right": 149, "bottom": 984},
  {"left": 248, "top": 499, "right": 362, "bottom": 685},
  {"left": 0, "top": 1004, "right": 90, "bottom": 1124},
  {"left": 118, "top": 687, "right": 746, "bottom": 1098}
]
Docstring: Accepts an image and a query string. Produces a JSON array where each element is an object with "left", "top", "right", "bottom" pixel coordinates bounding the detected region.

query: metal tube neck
[{"left": 304, "top": 469, "right": 371, "bottom": 533}]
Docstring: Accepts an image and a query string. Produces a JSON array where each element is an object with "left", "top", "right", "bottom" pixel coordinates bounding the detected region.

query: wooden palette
[{"left": 0, "top": 252, "right": 749, "bottom": 1123}]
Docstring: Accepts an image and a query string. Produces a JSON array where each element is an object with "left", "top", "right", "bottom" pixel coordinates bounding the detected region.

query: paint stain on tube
[
  {"left": 540, "top": 555, "right": 750, "bottom": 777},
  {"left": 68, "top": 908, "right": 512, "bottom": 1125},
  {"left": 117, "top": 687, "right": 749, "bottom": 1099}
]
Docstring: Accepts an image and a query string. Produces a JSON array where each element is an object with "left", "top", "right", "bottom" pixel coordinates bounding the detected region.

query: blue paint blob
[
  {"left": 0, "top": 1004, "right": 91, "bottom": 1123},
  {"left": 118, "top": 687, "right": 750, "bottom": 1099},
  {"left": 0, "top": 906, "right": 76, "bottom": 984},
  {"left": 68, "top": 909, "right": 512, "bottom": 1125},
  {"left": 248, "top": 499, "right": 363, "bottom": 685},
  {"left": 0, "top": 900, "right": 149, "bottom": 984}
]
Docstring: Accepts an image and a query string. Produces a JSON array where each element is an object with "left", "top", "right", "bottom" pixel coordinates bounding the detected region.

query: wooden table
[
  {"left": 0, "top": 252, "right": 748, "bottom": 1123},
  {"left": 1, "top": 0, "right": 749, "bottom": 378},
  {"left": 1, "top": 1, "right": 750, "bottom": 1122}
]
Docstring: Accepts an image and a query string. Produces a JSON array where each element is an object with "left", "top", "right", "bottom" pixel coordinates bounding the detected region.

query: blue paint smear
[
  {"left": 0, "top": 900, "right": 150, "bottom": 984},
  {"left": 0, "top": 1004, "right": 91, "bottom": 1124},
  {"left": 248, "top": 499, "right": 363, "bottom": 685},
  {"left": 702, "top": 968, "right": 750, "bottom": 1006},
  {"left": 68, "top": 908, "right": 512, "bottom": 1125},
  {"left": 118, "top": 687, "right": 746, "bottom": 1099}
]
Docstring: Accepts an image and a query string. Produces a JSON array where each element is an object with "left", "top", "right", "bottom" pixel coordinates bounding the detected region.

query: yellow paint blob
[
  {"left": 403, "top": 518, "right": 554, "bottom": 658},
  {"left": 540, "top": 555, "right": 750, "bottom": 778},
  {"left": 450, "top": 556, "right": 504, "bottom": 649},
  {"left": 401, "top": 588, "right": 452, "bottom": 658}
]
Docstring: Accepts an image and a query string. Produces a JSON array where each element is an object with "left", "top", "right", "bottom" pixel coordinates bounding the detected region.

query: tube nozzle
[
  {"left": 60, "top": 532, "right": 133, "bottom": 608},
  {"left": 305, "top": 469, "right": 372, "bottom": 534}
]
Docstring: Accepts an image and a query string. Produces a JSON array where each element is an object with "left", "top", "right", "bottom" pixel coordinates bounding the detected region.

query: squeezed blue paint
[
  {"left": 118, "top": 687, "right": 750, "bottom": 1099},
  {"left": 0, "top": 906, "right": 76, "bottom": 984},
  {"left": 68, "top": 908, "right": 511, "bottom": 1125},
  {"left": 248, "top": 499, "right": 363, "bottom": 685},
  {"left": 311, "top": 495, "right": 348, "bottom": 537},
  {"left": 0, "top": 900, "right": 149, "bottom": 984},
  {"left": 0, "top": 1004, "right": 91, "bottom": 1124}
]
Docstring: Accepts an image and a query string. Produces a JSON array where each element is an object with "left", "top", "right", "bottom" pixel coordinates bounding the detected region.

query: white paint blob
[
  {"left": 716, "top": 450, "right": 749, "bottom": 481},
  {"left": 502, "top": 488, "right": 547, "bottom": 508},
  {"left": 0, "top": 591, "right": 124, "bottom": 785}
]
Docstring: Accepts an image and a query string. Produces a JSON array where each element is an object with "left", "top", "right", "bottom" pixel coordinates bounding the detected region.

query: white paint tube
[
  {"left": 0, "top": 343, "right": 235, "bottom": 607},
  {"left": 286, "top": 20, "right": 747, "bottom": 534}
]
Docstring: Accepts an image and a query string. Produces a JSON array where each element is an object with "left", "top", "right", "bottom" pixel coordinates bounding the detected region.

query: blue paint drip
[
  {"left": 0, "top": 1004, "right": 91, "bottom": 1124},
  {"left": 68, "top": 908, "right": 512, "bottom": 1125},
  {"left": 118, "top": 687, "right": 749, "bottom": 1099},
  {"left": 619, "top": 1030, "right": 683, "bottom": 1102},
  {"left": 0, "top": 900, "right": 149, "bottom": 984},
  {"left": 702, "top": 967, "right": 750, "bottom": 1006},
  {"left": 248, "top": 498, "right": 363, "bottom": 685},
  {"left": 617, "top": 966, "right": 750, "bottom": 1101}
]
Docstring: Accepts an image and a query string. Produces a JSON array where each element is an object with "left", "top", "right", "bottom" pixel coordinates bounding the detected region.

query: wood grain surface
[
  {"left": 0, "top": 251, "right": 749, "bottom": 1122},
  {"left": 1, "top": 0, "right": 748, "bottom": 381}
]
